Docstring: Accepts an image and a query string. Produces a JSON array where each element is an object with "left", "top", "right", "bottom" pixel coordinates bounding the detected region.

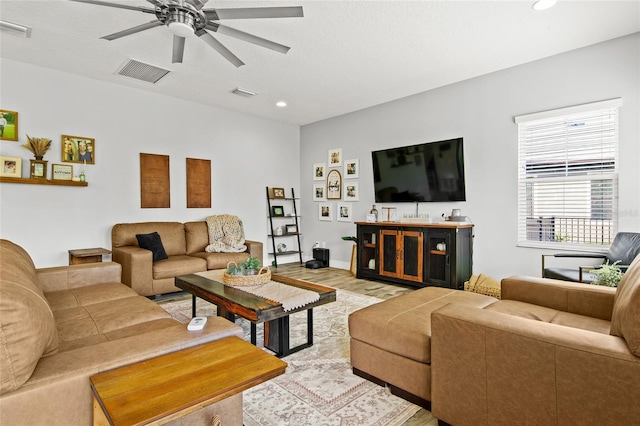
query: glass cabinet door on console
[
  {"left": 357, "top": 226, "right": 379, "bottom": 278},
  {"left": 379, "top": 229, "right": 423, "bottom": 283},
  {"left": 425, "top": 230, "right": 451, "bottom": 287}
]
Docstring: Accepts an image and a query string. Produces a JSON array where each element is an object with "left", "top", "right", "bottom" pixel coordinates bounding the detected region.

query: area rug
[{"left": 159, "top": 289, "right": 422, "bottom": 426}]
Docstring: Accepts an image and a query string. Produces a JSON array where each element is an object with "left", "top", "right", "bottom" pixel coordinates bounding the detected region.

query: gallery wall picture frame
[
  {"left": 140, "top": 153, "right": 170, "bottom": 208},
  {"left": 268, "top": 187, "right": 286, "bottom": 199},
  {"left": 344, "top": 159, "right": 359, "bottom": 179},
  {"left": 61, "top": 135, "right": 95, "bottom": 164},
  {"left": 271, "top": 205, "right": 285, "bottom": 217},
  {"left": 337, "top": 203, "right": 353, "bottom": 222},
  {"left": 326, "top": 169, "right": 342, "bottom": 200},
  {"left": 313, "top": 183, "right": 325, "bottom": 201},
  {"left": 319, "top": 203, "right": 333, "bottom": 221},
  {"left": 313, "top": 163, "right": 326, "bottom": 181},
  {"left": 285, "top": 224, "right": 298, "bottom": 234},
  {"left": 186, "top": 158, "right": 211, "bottom": 208},
  {"left": 30, "top": 160, "right": 48, "bottom": 179},
  {"left": 328, "top": 148, "right": 342, "bottom": 168},
  {"left": 52, "top": 163, "right": 73, "bottom": 180},
  {"left": 0, "top": 156, "right": 22, "bottom": 178},
  {"left": 0, "top": 110, "right": 18, "bottom": 141},
  {"left": 344, "top": 182, "right": 359, "bottom": 201}
]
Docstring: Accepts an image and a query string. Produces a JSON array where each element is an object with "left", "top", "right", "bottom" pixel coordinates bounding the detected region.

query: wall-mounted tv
[{"left": 372, "top": 138, "right": 466, "bottom": 203}]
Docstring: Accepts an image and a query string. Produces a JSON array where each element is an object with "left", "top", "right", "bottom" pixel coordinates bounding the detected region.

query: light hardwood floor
[{"left": 271, "top": 263, "right": 437, "bottom": 426}]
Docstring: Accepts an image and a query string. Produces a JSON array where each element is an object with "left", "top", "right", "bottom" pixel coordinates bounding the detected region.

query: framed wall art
[
  {"left": 344, "top": 159, "right": 359, "bottom": 179},
  {"left": 0, "top": 110, "right": 18, "bottom": 141},
  {"left": 271, "top": 205, "right": 285, "bottom": 217},
  {"left": 344, "top": 182, "right": 359, "bottom": 201},
  {"left": 52, "top": 163, "right": 73, "bottom": 180},
  {"left": 313, "top": 163, "right": 326, "bottom": 181},
  {"left": 286, "top": 224, "right": 298, "bottom": 234},
  {"left": 268, "top": 187, "right": 286, "bottom": 199},
  {"left": 326, "top": 169, "right": 342, "bottom": 199},
  {"left": 30, "top": 159, "right": 48, "bottom": 179},
  {"left": 0, "top": 156, "right": 21, "bottom": 178},
  {"left": 319, "top": 203, "right": 333, "bottom": 221},
  {"left": 313, "top": 184, "right": 325, "bottom": 201},
  {"left": 62, "top": 135, "right": 95, "bottom": 164},
  {"left": 328, "top": 148, "right": 342, "bottom": 167},
  {"left": 337, "top": 203, "right": 352, "bottom": 222}
]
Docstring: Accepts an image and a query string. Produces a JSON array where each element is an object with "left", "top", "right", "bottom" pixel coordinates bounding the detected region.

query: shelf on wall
[{"left": 0, "top": 177, "right": 88, "bottom": 187}]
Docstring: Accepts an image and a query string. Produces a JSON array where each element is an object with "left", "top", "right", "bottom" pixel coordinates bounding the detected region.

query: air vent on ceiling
[{"left": 116, "top": 59, "right": 170, "bottom": 84}]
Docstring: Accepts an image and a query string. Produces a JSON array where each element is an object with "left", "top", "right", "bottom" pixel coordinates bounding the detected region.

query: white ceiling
[{"left": 1, "top": 0, "right": 639, "bottom": 126}]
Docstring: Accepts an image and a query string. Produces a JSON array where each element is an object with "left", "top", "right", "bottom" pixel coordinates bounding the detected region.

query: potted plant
[
  {"left": 226, "top": 257, "right": 262, "bottom": 276},
  {"left": 591, "top": 260, "right": 624, "bottom": 287}
]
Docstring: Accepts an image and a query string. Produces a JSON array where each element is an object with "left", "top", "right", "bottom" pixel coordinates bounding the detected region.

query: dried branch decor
[{"left": 22, "top": 135, "right": 52, "bottom": 159}]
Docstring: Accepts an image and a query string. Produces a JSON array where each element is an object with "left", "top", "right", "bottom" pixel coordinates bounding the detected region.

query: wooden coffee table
[
  {"left": 175, "top": 272, "right": 337, "bottom": 357},
  {"left": 91, "top": 336, "right": 286, "bottom": 425}
]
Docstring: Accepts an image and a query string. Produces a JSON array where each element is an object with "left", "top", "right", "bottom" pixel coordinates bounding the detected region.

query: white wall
[
  {"left": 300, "top": 33, "right": 640, "bottom": 279},
  {"left": 0, "top": 59, "right": 300, "bottom": 267}
]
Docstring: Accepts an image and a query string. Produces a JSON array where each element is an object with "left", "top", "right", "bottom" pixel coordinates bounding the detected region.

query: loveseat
[
  {"left": 0, "top": 239, "right": 244, "bottom": 425},
  {"left": 111, "top": 220, "right": 263, "bottom": 297},
  {"left": 349, "top": 254, "right": 640, "bottom": 425}
]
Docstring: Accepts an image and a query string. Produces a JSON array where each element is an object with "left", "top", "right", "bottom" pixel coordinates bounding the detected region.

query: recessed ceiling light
[
  {"left": 276, "top": 101, "right": 287, "bottom": 108},
  {"left": 532, "top": 0, "right": 557, "bottom": 11}
]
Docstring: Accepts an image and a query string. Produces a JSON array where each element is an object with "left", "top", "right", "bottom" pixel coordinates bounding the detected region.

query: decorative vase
[{"left": 34, "top": 155, "right": 43, "bottom": 160}]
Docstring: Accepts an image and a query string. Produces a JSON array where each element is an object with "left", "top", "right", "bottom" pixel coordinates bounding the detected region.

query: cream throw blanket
[{"left": 205, "top": 214, "right": 247, "bottom": 253}]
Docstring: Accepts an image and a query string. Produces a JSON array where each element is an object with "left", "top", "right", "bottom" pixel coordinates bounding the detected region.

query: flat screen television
[{"left": 372, "top": 138, "right": 466, "bottom": 203}]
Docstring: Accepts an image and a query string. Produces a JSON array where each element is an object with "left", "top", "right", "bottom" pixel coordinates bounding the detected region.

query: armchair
[
  {"left": 542, "top": 231, "right": 640, "bottom": 283},
  {"left": 431, "top": 254, "right": 640, "bottom": 425}
]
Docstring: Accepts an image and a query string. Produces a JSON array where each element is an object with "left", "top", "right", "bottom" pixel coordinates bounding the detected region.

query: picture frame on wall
[
  {"left": 328, "top": 148, "right": 342, "bottom": 167},
  {"left": 313, "top": 184, "right": 325, "bottom": 201},
  {"left": 344, "top": 182, "right": 359, "bottom": 201},
  {"left": 271, "top": 205, "right": 285, "bottom": 217},
  {"left": 61, "top": 135, "right": 95, "bottom": 164},
  {"left": 344, "top": 159, "right": 359, "bottom": 179},
  {"left": 0, "top": 156, "right": 21, "bottom": 178},
  {"left": 286, "top": 224, "right": 298, "bottom": 234},
  {"left": 326, "top": 169, "right": 342, "bottom": 199},
  {"left": 52, "top": 163, "right": 73, "bottom": 180},
  {"left": 337, "top": 203, "right": 352, "bottom": 222},
  {"left": 313, "top": 163, "right": 326, "bottom": 181},
  {"left": 319, "top": 203, "right": 332, "bottom": 221},
  {"left": 0, "top": 110, "right": 18, "bottom": 141},
  {"left": 268, "top": 187, "right": 286, "bottom": 199}
]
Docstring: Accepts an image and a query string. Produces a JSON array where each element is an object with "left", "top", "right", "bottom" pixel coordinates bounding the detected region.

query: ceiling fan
[{"left": 68, "top": 0, "right": 303, "bottom": 67}]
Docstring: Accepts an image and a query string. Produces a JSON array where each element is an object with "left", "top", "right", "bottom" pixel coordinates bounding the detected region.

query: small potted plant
[
  {"left": 243, "top": 257, "right": 261, "bottom": 275},
  {"left": 591, "top": 260, "right": 624, "bottom": 287},
  {"left": 223, "top": 257, "right": 271, "bottom": 286}
]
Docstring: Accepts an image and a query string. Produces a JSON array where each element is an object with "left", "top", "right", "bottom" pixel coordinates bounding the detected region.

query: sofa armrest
[
  {"left": 36, "top": 262, "right": 122, "bottom": 292},
  {"left": 501, "top": 275, "right": 615, "bottom": 320},
  {"left": 245, "top": 240, "right": 263, "bottom": 263},
  {"left": 431, "top": 304, "right": 640, "bottom": 426},
  {"left": 112, "top": 246, "right": 153, "bottom": 295}
]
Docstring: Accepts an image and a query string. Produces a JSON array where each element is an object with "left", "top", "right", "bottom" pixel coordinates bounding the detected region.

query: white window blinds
[{"left": 515, "top": 99, "right": 621, "bottom": 249}]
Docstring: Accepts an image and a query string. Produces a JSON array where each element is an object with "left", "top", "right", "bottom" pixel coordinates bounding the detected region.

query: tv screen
[{"left": 372, "top": 138, "right": 466, "bottom": 203}]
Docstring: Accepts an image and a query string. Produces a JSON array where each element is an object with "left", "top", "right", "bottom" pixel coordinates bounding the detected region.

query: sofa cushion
[
  {"left": 136, "top": 232, "right": 169, "bottom": 262},
  {"left": 184, "top": 221, "right": 209, "bottom": 255},
  {"left": 610, "top": 254, "right": 640, "bottom": 356},
  {"left": 152, "top": 255, "right": 207, "bottom": 280},
  {"left": 112, "top": 222, "right": 186, "bottom": 256},
  {"left": 45, "top": 282, "right": 138, "bottom": 312},
  {"left": 349, "top": 287, "right": 497, "bottom": 363},
  {"left": 0, "top": 240, "right": 58, "bottom": 394},
  {"left": 189, "top": 251, "right": 250, "bottom": 270}
]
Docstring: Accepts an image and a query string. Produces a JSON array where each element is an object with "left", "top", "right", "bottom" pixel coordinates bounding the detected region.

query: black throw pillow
[{"left": 135, "top": 232, "right": 168, "bottom": 262}]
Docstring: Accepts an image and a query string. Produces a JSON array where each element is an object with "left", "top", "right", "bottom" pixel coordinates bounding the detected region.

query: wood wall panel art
[
  {"left": 140, "top": 153, "right": 170, "bottom": 208},
  {"left": 186, "top": 158, "right": 211, "bottom": 208}
]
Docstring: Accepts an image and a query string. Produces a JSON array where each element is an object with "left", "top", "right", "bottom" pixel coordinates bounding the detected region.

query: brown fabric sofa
[
  {"left": 431, "top": 255, "right": 640, "bottom": 425},
  {"left": 112, "top": 221, "right": 263, "bottom": 296},
  {"left": 0, "top": 239, "right": 244, "bottom": 426}
]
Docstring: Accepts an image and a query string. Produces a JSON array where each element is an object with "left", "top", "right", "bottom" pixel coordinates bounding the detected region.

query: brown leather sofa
[
  {"left": 112, "top": 221, "right": 263, "bottom": 296},
  {"left": 0, "top": 239, "right": 244, "bottom": 425},
  {"left": 349, "top": 254, "right": 640, "bottom": 425}
]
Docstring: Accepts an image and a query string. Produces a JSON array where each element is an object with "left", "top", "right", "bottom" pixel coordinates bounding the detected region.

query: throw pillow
[{"left": 136, "top": 232, "right": 168, "bottom": 262}]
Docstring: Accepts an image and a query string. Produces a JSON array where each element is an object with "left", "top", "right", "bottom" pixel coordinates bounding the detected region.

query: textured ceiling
[{"left": 1, "top": 0, "right": 639, "bottom": 125}]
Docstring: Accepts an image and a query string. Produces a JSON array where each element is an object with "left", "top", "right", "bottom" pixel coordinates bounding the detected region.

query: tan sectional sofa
[
  {"left": 349, "top": 254, "right": 640, "bottom": 425},
  {"left": 0, "top": 239, "right": 244, "bottom": 425},
  {"left": 112, "top": 221, "right": 263, "bottom": 296}
]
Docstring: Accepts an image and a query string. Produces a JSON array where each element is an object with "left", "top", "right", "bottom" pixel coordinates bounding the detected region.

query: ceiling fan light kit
[{"left": 69, "top": 0, "right": 303, "bottom": 66}]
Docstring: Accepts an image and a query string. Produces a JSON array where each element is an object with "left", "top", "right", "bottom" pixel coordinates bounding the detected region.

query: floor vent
[{"left": 116, "top": 59, "right": 170, "bottom": 84}]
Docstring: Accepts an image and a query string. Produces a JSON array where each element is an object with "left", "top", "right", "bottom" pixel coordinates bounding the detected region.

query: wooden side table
[
  {"left": 68, "top": 247, "right": 111, "bottom": 265},
  {"left": 91, "top": 336, "right": 287, "bottom": 425}
]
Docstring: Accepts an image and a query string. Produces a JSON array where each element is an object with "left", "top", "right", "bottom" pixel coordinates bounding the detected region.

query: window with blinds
[{"left": 515, "top": 99, "right": 621, "bottom": 249}]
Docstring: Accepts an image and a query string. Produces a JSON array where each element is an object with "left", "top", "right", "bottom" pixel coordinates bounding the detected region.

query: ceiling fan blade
[
  {"left": 207, "top": 23, "right": 290, "bottom": 54},
  {"left": 172, "top": 35, "right": 185, "bottom": 63},
  {"left": 69, "top": 0, "right": 156, "bottom": 14},
  {"left": 195, "top": 29, "right": 244, "bottom": 67},
  {"left": 185, "top": 0, "right": 209, "bottom": 10},
  {"left": 204, "top": 6, "right": 303, "bottom": 21},
  {"left": 101, "top": 20, "right": 164, "bottom": 41}
]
